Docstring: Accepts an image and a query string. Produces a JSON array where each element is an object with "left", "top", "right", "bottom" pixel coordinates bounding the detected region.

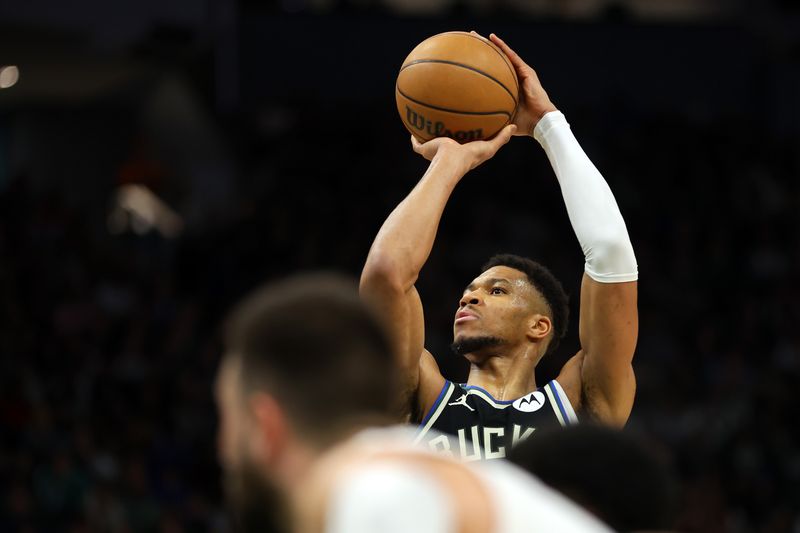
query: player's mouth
[{"left": 455, "top": 310, "right": 479, "bottom": 324}]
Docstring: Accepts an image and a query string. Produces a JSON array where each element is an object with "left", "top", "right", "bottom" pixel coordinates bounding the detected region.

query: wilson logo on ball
[{"left": 406, "top": 106, "right": 484, "bottom": 142}]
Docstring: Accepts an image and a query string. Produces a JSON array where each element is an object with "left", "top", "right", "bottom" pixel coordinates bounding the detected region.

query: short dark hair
[
  {"left": 481, "top": 254, "right": 569, "bottom": 354},
  {"left": 224, "top": 273, "right": 396, "bottom": 444},
  {"left": 508, "top": 425, "right": 676, "bottom": 532}
]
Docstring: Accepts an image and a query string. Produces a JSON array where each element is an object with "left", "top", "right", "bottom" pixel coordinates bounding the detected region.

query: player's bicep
[{"left": 577, "top": 274, "right": 638, "bottom": 425}]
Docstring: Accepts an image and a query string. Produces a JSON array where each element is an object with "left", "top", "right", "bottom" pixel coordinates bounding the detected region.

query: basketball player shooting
[{"left": 360, "top": 33, "right": 638, "bottom": 461}]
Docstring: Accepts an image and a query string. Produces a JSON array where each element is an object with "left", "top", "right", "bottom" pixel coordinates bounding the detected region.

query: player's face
[
  {"left": 454, "top": 266, "right": 538, "bottom": 345},
  {"left": 215, "top": 357, "right": 287, "bottom": 532}
]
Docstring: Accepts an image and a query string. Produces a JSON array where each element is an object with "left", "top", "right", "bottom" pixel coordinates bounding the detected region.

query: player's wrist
[
  {"left": 532, "top": 109, "right": 566, "bottom": 141},
  {"left": 431, "top": 149, "right": 471, "bottom": 179},
  {"left": 529, "top": 105, "right": 559, "bottom": 136}
]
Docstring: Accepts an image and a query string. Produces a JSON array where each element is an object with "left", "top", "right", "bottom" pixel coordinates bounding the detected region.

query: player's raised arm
[
  {"left": 360, "top": 127, "right": 515, "bottom": 418},
  {"left": 490, "top": 33, "right": 638, "bottom": 426}
]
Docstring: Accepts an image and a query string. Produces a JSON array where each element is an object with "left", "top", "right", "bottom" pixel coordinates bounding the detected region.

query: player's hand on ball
[
  {"left": 411, "top": 124, "right": 516, "bottom": 172},
  {"left": 484, "top": 32, "right": 558, "bottom": 136}
]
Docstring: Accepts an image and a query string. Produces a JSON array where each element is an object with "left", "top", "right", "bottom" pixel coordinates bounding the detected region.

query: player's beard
[
  {"left": 451, "top": 335, "right": 504, "bottom": 357},
  {"left": 224, "top": 461, "right": 289, "bottom": 533}
]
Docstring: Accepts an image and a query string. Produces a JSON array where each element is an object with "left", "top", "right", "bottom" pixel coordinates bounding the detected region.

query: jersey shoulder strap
[
  {"left": 414, "top": 380, "right": 457, "bottom": 444},
  {"left": 542, "top": 379, "right": 579, "bottom": 426}
]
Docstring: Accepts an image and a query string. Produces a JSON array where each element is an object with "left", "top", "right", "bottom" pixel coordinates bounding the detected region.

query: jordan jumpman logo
[{"left": 447, "top": 394, "right": 475, "bottom": 411}]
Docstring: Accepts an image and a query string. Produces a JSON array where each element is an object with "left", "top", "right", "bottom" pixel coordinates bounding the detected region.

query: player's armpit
[
  {"left": 414, "top": 351, "right": 447, "bottom": 423},
  {"left": 577, "top": 275, "right": 638, "bottom": 426},
  {"left": 554, "top": 351, "right": 586, "bottom": 412}
]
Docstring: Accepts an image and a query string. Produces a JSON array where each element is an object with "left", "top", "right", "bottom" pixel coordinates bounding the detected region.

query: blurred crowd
[
  {"left": 1, "top": 91, "right": 799, "bottom": 532},
  {"left": 266, "top": 0, "right": 791, "bottom": 20}
]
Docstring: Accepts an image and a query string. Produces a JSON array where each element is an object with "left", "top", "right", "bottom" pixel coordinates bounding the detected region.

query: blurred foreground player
[
  {"left": 215, "top": 274, "right": 613, "bottom": 533},
  {"left": 509, "top": 425, "right": 677, "bottom": 532},
  {"left": 361, "top": 33, "right": 638, "bottom": 459}
]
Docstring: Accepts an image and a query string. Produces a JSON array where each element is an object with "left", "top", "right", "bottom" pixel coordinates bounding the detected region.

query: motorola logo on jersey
[{"left": 512, "top": 391, "right": 546, "bottom": 413}]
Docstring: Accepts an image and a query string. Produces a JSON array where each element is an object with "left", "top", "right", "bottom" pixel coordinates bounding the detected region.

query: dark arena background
[{"left": 1, "top": 1, "right": 799, "bottom": 531}]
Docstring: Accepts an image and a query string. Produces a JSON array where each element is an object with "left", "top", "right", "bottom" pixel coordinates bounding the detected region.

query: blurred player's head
[
  {"left": 452, "top": 253, "right": 568, "bottom": 361},
  {"left": 508, "top": 425, "right": 676, "bottom": 532},
  {"left": 215, "top": 273, "right": 396, "bottom": 532}
]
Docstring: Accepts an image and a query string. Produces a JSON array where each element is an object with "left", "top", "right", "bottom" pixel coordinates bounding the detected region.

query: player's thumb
[
  {"left": 410, "top": 134, "right": 423, "bottom": 153},
  {"left": 494, "top": 124, "right": 516, "bottom": 146}
]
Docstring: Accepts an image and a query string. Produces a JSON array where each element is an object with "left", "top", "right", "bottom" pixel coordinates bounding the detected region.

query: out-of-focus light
[
  {"left": 107, "top": 185, "right": 184, "bottom": 238},
  {"left": 0, "top": 66, "right": 19, "bottom": 89}
]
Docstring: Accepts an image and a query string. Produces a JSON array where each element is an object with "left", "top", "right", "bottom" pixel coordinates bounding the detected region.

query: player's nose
[{"left": 459, "top": 291, "right": 482, "bottom": 307}]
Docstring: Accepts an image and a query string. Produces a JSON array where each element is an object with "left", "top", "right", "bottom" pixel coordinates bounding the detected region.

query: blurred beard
[
  {"left": 450, "top": 336, "right": 504, "bottom": 357},
  {"left": 224, "top": 462, "right": 289, "bottom": 533}
]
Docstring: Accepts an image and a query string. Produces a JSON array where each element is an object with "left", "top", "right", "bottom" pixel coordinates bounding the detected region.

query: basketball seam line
[
  {"left": 396, "top": 86, "right": 512, "bottom": 118},
  {"left": 455, "top": 32, "right": 519, "bottom": 92},
  {"left": 399, "top": 59, "right": 518, "bottom": 107}
]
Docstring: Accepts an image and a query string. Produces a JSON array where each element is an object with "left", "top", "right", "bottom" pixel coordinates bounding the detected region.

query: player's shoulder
[
  {"left": 556, "top": 350, "right": 586, "bottom": 412},
  {"left": 326, "top": 460, "right": 457, "bottom": 533},
  {"left": 318, "top": 427, "right": 492, "bottom": 533},
  {"left": 318, "top": 427, "right": 610, "bottom": 532}
]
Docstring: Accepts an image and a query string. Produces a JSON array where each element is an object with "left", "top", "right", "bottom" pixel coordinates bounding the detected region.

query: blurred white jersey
[{"left": 324, "top": 426, "right": 612, "bottom": 533}]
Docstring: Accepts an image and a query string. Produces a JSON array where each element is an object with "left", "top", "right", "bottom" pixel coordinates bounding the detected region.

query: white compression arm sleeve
[{"left": 534, "top": 111, "right": 638, "bottom": 283}]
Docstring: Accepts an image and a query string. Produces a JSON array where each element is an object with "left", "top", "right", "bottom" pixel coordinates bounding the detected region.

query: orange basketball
[{"left": 396, "top": 31, "right": 519, "bottom": 144}]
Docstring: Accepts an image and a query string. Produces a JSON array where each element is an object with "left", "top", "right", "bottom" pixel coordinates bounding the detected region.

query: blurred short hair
[
  {"left": 508, "top": 425, "right": 676, "bottom": 532},
  {"left": 224, "top": 273, "right": 397, "bottom": 444}
]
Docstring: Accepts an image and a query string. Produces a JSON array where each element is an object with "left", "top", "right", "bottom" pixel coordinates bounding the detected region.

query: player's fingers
[
  {"left": 499, "top": 124, "right": 517, "bottom": 143},
  {"left": 410, "top": 134, "right": 422, "bottom": 153},
  {"left": 470, "top": 30, "right": 487, "bottom": 40},
  {"left": 489, "top": 33, "right": 530, "bottom": 71},
  {"left": 487, "top": 124, "right": 516, "bottom": 152},
  {"left": 489, "top": 33, "right": 514, "bottom": 55}
]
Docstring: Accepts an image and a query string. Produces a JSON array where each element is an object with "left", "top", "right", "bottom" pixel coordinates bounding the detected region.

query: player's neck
[
  {"left": 286, "top": 420, "right": 389, "bottom": 512},
  {"left": 284, "top": 442, "right": 328, "bottom": 533},
  {"left": 279, "top": 441, "right": 319, "bottom": 494},
  {"left": 465, "top": 345, "right": 540, "bottom": 400}
]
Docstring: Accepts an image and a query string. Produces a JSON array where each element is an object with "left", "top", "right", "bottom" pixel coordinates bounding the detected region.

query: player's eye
[{"left": 490, "top": 287, "right": 506, "bottom": 295}]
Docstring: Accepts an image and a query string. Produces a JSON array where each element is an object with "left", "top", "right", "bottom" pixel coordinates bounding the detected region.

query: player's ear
[
  {"left": 249, "top": 392, "right": 289, "bottom": 466},
  {"left": 526, "top": 314, "right": 552, "bottom": 343}
]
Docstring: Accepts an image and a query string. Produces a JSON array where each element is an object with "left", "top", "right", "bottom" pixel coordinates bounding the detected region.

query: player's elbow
[
  {"left": 360, "top": 255, "right": 411, "bottom": 297},
  {"left": 605, "top": 404, "right": 633, "bottom": 428},
  {"left": 591, "top": 397, "right": 634, "bottom": 428},
  {"left": 584, "top": 234, "right": 637, "bottom": 282}
]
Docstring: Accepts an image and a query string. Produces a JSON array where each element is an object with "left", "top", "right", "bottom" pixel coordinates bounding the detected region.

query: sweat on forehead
[
  {"left": 466, "top": 270, "right": 543, "bottom": 303},
  {"left": 466, "top": 267, "right": 550, "bottom": 313},
  {"left": 466, "top": 266, "right": 529, "bottom": 291},
  {"left": 465, "top": 278, "right": 516, "bottom": 293}
]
